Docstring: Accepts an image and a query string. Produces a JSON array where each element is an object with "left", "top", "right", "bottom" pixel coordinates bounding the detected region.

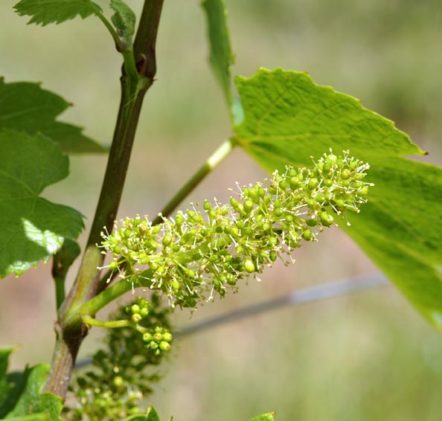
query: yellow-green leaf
[
  {"left": 234, "top": 68, "right": 442, "bottom": 328},
  {"left": 110, "top": 0, "right": 136, "bottom": 46}
]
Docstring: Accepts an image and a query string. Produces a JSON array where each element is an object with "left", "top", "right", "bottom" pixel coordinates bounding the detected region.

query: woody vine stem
[{"left": 44, "top": 0, "right": 170, "bottom": 398}]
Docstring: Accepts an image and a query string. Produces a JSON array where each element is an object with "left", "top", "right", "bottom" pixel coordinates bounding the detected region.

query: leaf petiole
[
  {"left": 153, "top": 138, "right": 236, "bottom": 225},
  {"left": 82, "top": 315, "right": 131, "bottom": 329},
  {"left": 91, "top": 6, "right": 124, "bottom": 51}
]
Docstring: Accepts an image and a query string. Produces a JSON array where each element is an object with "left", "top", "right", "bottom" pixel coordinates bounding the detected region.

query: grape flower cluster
[
  {"left": 66, "top": 294, "right": 172, "bottom": 420},
  {"left": 102, "top": 151, "right": 372, "bottom": 308},
  {"left": 125, "top": 298, "right": 173, "bottom": 355}
]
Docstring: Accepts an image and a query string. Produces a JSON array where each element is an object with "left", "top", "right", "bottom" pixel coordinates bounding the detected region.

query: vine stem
[
  {"left": 54, "top": 276, "right": 65, "bottom": 310},
  {"left": 44, "top": 0, "right": 165, "bottom": 399},
  {"left": 153, "top": 138, "right": 235, "bottom": 224},
  {"left": 51, "top": 240, "right": 81, "bottom": 310}
]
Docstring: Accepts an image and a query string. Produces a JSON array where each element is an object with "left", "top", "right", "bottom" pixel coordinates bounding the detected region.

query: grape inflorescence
[{"left": 102, "top": 151, "right": 372, "bottom": 309}]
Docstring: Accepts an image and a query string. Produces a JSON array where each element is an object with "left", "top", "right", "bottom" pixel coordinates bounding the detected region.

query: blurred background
[{"left": 1, "top": 0, "right": 442, "bottom": 419}]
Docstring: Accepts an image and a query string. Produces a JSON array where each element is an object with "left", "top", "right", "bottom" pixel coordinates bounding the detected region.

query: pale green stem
[
  {"left": 153, "top": 138, "right": 235, "bottom": 224},
  {"left": 122, "top": 49, "right": 141, "bottom": 87},
  {"left": 82, "top": 315, "right": 131, "bottom": 329},
  {"left": 92, "top": 7, "right": 122, "bottom": 50},
  {"left": 135, "top": 324, "right": 149, "bottom": 333},
  {"left": 80, "top": 272, "right": 152, "bottom": 318},
  {"left": 92, "top": 7, "right": 140, "bottom": 84}
]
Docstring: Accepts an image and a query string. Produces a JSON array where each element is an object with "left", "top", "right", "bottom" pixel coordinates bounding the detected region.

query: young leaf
[
  {"left": 249, "top": 413, "right": 275, "bottom": 421},
  {"left": 14, "top": 0, "right": 101, "bottom": 26},
  {"left": 110, "top": 0, "right": 136, "bottom": 47},
  {"left": 145, "top": 406, "right": 161, "bottom": 421},
  {"left": 201, "top": 0, "right": 234, "bottom": 105},
  {"left": 0, "top": 78, "right": 105, "bottom": 154},
  {"left": 125, "top": 406, "right": 161, "bottom": 421},
  {"left": 0, "top": 349, "right": 62, "bottom": 420},
  {"left": 233, "top": 68, "right": 442, "bottom": 328},
  {"left": 0, "top": 129, "right": 84, "bottom": 278}
]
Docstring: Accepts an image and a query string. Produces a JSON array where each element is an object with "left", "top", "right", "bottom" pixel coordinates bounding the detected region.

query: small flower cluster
[
  {"left": 102, "top": 151, "right": 371, "bottom": 308},
  {"left": 125, "top": 297, "right": 173, "bottom": 357},
  {"left": 125, "top": 296, "right": 150, "bottom": 323},
  {"left": 142, "top": 326, "right": 173, "bottom": 355},
  {"left": 66, "top": 294, "right": 172, "bottom": 420}
]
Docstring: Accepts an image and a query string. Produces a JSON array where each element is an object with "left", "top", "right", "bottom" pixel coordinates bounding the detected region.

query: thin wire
[
  {"left": 175, "top": 273, "right": 388, "bottom": 338},
  {"left": 75, "top": 273, "right": 388, "bottom": 369}
]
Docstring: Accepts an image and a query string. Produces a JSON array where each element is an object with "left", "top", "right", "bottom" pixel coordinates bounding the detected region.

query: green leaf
[
  {"left": 0, "top": 349, "right": 62, "bottom": 420},
  {"left": 249, "top": 413, "right": 275, "bottom": 421},
  {"left": 0, "top": 349, "right": 14, "bottom": 413},
  {"left": 0, "top": 349, "right": 13, "bottom": 377},
  {"left": 125, "top": 406, "right": 161, "bottom": 421},
  {"left": 6, "top": 365, "right": 54, "bottom": 419},
  {"left": 110, "top": 0, "right": 136, "bottom": 47},
  {"left": 234, "top": 68, "right": 442, "bottom": 329},
  {"left": 201, "top": 0, "right": 234, "bottom": 105},
  {"left": 14, "top": 0, "right": 101, "bottom": 26},
  {"left": 0, "top": 78, "right": 105, "bottom": 154},
  {"left": 0, "top": 129, "right": 84, "bottom": 278},
  {"left": 6, "top": 380, "right": 62, "bottom": 420}
]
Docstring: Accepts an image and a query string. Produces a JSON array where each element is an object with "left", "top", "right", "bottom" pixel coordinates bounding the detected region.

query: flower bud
[
  {"left": 131, "top": 314, "right": 142, "bottom": 323},
  {"left": 159, "top": 341, "right": 171, "bottom": 351},
  {"left": 244, "top": 259, "right": 256, "bottom": 273},
  {"left": 302, "top": 229, "right": 313, "bottom": 241},
  {"left": 143, "top": 332, "right": 152, "bottom": 342}
]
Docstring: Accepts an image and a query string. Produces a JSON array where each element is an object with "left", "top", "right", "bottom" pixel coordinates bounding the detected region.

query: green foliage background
[{"left": 0, "top": 0, "right": 441, "bottom": 420}]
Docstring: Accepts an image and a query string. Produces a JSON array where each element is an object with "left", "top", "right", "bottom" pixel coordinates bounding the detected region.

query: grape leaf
[
  {"left": 5, "top": 366, "right": 61, "bottom": 420},
  {"left": 201, "top": 0, "right": 234, "bottom": 105},
  {"left": 14, "top": 0, "right": 101, "bottom": 26},
  {"left": 0, "top": 129, "right": 84, "bottom": 278},
  {"left": 0, "top": 349, "right": 12, "bottom": 377},
  {"left": 0, "top": 78, "right": 105, "bottom": 154},
  {"left": 0, "top": 349, "right": 14, "bottom": 413},
  {"left": 234, "top": 68, "right": 442, "bottom": 328},
  {"left": 0, "top": 349, "right": 62, "bottom": 420},
  {"left": 110, "top": 0, "right": 136, "bottom": 47}
]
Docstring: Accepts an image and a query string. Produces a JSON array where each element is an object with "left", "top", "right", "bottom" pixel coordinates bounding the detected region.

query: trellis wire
[{"left": 75, "top": 273, "right": 388, "bottom": 369}]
